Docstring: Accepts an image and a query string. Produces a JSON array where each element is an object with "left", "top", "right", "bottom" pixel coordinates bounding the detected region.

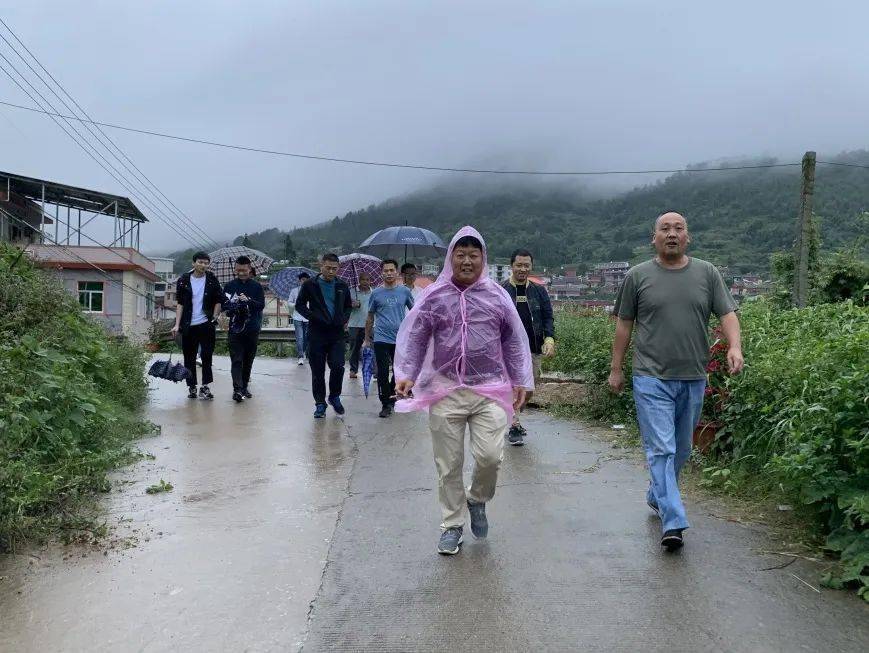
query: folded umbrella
[
  {"left": 361, "top": 346, "right": 375, "bottom": 398},
  {"left": 148, "top": 353, "right": 191, "bottom": 383}
]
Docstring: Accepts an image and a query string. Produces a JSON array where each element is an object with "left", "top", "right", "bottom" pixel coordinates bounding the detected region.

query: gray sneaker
[
  {"left": 467, "top": 500, "right": 488, "bottom": 538},
  {"left": 437, "top": 527, "right": 463, "bottom": 555}
]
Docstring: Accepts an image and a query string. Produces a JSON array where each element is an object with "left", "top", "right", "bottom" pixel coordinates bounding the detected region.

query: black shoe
[
  {"left": 199, "top": 386, "right": 214, "bottom": 400},
  {"left": 328, "top": 395, "right": 345, "bottom": 415},
  {"left": 467, "top": 500, "right": 488, "bottom": 538},
  {"left": 437, "top": 527, "right": 463, "bottom": 555},
  {"left": 647, "top": 498, "right": 660, "bottom": 516},
  {"left": 378, "top": 403, "right": 392, "bottom": 418},
  {"left": 241, "top": 387, "right": 252, "bottom": 399},
  {"left": 661, "top": 529, "right": 684, "bottom": 552},
  {"left": 507, "top": 424, "right": 525, "bottom": 446},
  {"left": 188, "top": 387, "right": 198, "bottom": 399},
  {"left": 314, "top": 403, "right": 327, "bottom": 419},
  {"left": 232, "top": 391, "right": 244, "bottom": 403}
]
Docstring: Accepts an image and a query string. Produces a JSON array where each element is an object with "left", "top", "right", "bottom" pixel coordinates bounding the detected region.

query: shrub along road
[{"left": 1, "top": 357, "right": 867, "bottom": 651}]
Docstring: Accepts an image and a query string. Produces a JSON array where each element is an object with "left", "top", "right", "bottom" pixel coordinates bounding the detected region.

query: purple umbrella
[
  {"left": 361, "top": 347, "right": 375, "bottom": 398},
  {"left": 338, "top": 253, "right": 382, "bottom": 292}
]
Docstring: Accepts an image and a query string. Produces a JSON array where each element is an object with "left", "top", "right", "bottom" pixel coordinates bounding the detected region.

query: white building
[
  {"left": 149, "top": 256, "right": 176, "bottom": 297},
  {"left": 487, "top": 262, "right": 511, "bottom": 283},
  {"left": 28, "top": 245, "right": 158, "bottom": 341}
]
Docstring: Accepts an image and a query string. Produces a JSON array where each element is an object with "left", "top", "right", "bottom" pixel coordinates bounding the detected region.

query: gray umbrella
[{"left": 359, "top": 226, "right": 447, "bottom": 262}]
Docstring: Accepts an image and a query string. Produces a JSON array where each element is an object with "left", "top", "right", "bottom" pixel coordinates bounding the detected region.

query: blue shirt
[
  {"left": 318, "top": 277, "right": 336, "bottom": 317},
  {"left": 368, "top": 285, "right": 414, "bottom": 344}
]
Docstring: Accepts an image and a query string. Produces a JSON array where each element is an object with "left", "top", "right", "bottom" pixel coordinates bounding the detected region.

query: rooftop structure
[{"left": 0, "top": 169, "right": 146, "bottom": 249}]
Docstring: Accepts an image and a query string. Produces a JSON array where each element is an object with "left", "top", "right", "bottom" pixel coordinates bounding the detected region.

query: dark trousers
[
  {"left": 229, "top": 329, "right": 259, "bottom": 392},
  {"left": 347, "top": 327, "right": 365, "bottom": 372},
  {"left": 182, "top": 322, "right": 215, "bottom": 387},
  {"left": 374, "top": 342, "right": 396, "bottom": 405},
  {"left": 309, "top": 328, "right": 345, "bottom": 404}
]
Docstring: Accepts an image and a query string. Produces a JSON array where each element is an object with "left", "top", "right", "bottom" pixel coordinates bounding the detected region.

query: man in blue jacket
[
  {"left": 222, "top": 256, "right": 265, "bottom": 403},
  {"left": 294, "top": 252, "right": 354, "bottom": 418}
]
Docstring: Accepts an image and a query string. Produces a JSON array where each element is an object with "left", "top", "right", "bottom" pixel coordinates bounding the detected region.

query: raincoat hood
[{"left": 393, "top": 226, "right": 533, "bottom": 419}]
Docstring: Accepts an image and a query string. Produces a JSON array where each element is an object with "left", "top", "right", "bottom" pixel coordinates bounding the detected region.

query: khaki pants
[{"left": 429, "top": 388, "right": 509, "bottom": 530}]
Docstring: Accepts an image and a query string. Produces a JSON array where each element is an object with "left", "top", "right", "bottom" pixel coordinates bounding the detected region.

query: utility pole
[{"left": 793, "top": 151, "right": 816, "bottom": 308}]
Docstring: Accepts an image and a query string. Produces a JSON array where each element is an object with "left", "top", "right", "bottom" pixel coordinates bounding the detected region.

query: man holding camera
[{"left": 222, "top": 255, "right": 265, "bottom": 402}]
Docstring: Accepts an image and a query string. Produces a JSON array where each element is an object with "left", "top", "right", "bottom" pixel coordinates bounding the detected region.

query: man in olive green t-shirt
[{"left": 609, "top": 212, "right": 744, "bottom": 552}]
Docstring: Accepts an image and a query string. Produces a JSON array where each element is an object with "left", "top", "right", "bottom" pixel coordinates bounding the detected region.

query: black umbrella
[{"left": 359, "top": 225, "right": 447, "bottom": 262}]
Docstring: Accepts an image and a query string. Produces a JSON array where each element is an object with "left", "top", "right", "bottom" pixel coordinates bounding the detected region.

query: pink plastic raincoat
[{"left": 393, "top": 226, "right": 534, "bottom": 419}]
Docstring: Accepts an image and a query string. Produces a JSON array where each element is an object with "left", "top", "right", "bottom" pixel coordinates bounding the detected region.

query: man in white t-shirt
[
  {"left": 171, "top": 251, "right": 223, "bottom": 399},
  {"left": 287, "top": 272, "right": 311, "bottom": 365}
]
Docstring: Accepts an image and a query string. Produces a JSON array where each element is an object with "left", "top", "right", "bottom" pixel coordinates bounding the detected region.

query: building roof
[
  {"left": 0, "top": 170, "right": 146, "bottom": 221},
  {"left": 28, "top": 244, "right": 159, "bottom": 282}
]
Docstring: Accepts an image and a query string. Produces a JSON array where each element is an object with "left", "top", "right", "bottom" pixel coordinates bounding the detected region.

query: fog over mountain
[{"left": 2, "top": 1, "right": 867, "bottom": 253}]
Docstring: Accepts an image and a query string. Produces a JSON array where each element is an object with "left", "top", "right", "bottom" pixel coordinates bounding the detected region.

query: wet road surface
[{"left": 1, "top": 356, "right": 867, "bottom": 652}]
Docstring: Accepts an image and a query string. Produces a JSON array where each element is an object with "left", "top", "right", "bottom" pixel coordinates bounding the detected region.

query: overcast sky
[{"left": 1, "top": 0, "right": 867, "bottom": 253}]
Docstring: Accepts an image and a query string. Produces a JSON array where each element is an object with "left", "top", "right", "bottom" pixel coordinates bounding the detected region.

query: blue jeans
[
  {"left": 294, "top": 320, "right": 309, "bottom": 358},
  {"left": 632, "top": 375, "right": 705, "bottom": 533}
]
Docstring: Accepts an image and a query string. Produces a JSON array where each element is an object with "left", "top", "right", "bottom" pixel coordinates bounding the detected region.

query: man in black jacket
[
  {"left": 171, "top": 251, "right": 223, "bottom": 400},
  {"left": 222, "top": 255, "right": 266, "bottom": 403},
  {"left": 501, "top": 248, "right": 556, "bottom": 446},
  {"left": 294, "top": 252, "right": 353, "bottom": 418}
]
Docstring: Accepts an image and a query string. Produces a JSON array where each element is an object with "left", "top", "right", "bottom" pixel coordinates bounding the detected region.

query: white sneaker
[{"left": 297, "top": 357, "right": 305, "bottom": 365}]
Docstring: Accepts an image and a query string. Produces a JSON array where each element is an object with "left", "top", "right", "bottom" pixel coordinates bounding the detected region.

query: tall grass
[{"left": 0, "top": 244, "right": 151, "bottom": 551}]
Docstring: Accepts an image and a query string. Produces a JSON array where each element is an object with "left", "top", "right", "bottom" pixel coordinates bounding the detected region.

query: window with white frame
[{"left": 78, "top": 281, "right": 104, "bottom": 313}]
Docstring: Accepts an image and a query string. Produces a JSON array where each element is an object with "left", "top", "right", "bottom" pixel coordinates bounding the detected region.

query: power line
[
  {"left": 811, "top": 161, "right": 869, "bottom": 170},
  {"left": 0, "top": 97, "right": 816, "bottom": 176},
  {"left": 0, "top": 49, "right": 215, "bottom": 252},
  {"left": 0, "top": 57, "right": 209, "bottom": 252},
  {"left": 0, "top": 18, "right": 220, "bottom": 250},
  {"left": 2, "top": 96, "right": 865, "bottom": 176}
]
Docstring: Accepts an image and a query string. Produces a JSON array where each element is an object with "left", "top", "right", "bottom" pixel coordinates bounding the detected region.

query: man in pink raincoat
[{"left": 394, "top": 226, "right": 534, "bottom": 555}]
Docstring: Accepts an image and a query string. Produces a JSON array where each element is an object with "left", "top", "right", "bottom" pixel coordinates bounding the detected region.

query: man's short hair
[
  {"left": 510, "top": 248, "right": 533, "bottom": 265},
  {"left": 297, "top": 272, "right": 311, "bottom": 280},
  {"left": 381, "top": 258, "right": 398, "bottom": 270},
  {"left": 454, "top": 235, "right": 483, "bottom": 251},
  {"left": 235, "top": 255, "right": 252, "bottom": 266},
  {"left": 192, "top": 251, "right": 210, "bottom": 262},
  {"left": 400, "top": 262, "right": 417, "bottom": 274},
  {"left": 321, "top": 252, "right": 339, "bottom": 263}
]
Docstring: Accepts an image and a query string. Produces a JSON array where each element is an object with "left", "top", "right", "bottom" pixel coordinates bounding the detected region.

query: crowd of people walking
[{"left": 169, "top": 212, "right": 742, "bottom": 556}]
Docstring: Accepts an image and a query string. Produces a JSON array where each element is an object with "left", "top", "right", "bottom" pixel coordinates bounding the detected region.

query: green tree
[{"left": 283, "top": 235, "right": 296, "bottom": 263}]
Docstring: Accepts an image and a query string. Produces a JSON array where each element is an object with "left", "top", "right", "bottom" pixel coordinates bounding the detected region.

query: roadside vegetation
[
  {"left": 545, "top": 252, "right": 868, "bottom": 600},
  {"left": 0, "top": 243, "right": 152, "bottom": 551}
]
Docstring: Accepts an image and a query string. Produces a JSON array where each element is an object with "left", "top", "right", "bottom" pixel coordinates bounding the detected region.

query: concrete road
[{"left": 1, "top": 356, "right": 867, "bottom": 652}]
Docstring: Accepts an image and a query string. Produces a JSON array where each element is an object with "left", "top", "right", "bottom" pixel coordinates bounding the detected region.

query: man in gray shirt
[{"left": 609, "top": 211, "right": 744, "bottom": 552}]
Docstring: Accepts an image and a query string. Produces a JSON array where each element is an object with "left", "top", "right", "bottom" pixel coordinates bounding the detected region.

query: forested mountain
[{"left": 171, "top": 150, "right": 869, "bottom": 273}]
